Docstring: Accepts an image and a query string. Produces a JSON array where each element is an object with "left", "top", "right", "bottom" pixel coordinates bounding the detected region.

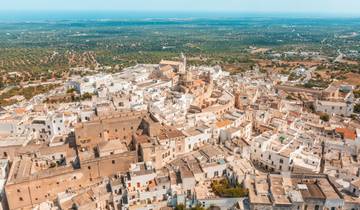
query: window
[
  {"left": 112, "top": 160, "right": 115, "bottom": 164},
  {"left": 280, "top": 159, "right": 283, "bottom": 164},
  {"left": 88, "top": 166, "right": 91, "bottom": 170},
  {"left": 19, "top": 197, "right": 23, "bottom": 201}
]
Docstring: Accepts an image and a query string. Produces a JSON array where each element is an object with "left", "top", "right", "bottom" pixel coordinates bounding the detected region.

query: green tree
[
  {"left": 286, "top": 95, "right": 295, "bottom": 100},
  {"left": 210, "top": 179, "right": 248, "bottom": 198},
  {"left": 175, "top": 204, "right": 186, "bottom": 210},
  {"left": 81, "top": 93, "right": 93, "bottom": 100},
  {"left": 67, "top": 88, "right": 76, "bottom": 94},
  {"left": 320, "top": 113, "right": 330, "bottom": 122},
  {"left": 354, "top": 104, "right": 360, "bottom": 114},
  {"left": 191, "top": 205, "right": 205, "bottom": 210},
  {"left": 354, "top": 90, "right": 360, "bottom": 98}
]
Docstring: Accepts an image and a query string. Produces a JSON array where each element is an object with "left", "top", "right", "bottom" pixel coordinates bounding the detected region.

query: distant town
[{"left": 0, "top": 50, "right": 358, "bottom": 210}]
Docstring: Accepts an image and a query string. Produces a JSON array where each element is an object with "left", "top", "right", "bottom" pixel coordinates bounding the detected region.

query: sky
[{"left": 1, "top": 0, "right": 360, "bottom": 15}]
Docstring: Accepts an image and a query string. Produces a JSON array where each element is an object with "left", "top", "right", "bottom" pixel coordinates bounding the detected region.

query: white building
[
  {"left": 315, "top": 100, "right": 353, "bottom": 117},
  {"left": 183, "top": 128, "right": 212, "bottom": 153},
  {"left": 250, "top": 132, "right": 294, "bottom": 172}
]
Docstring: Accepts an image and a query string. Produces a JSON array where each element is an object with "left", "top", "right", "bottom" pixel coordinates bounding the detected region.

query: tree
[
  {"left": 354, "top": 90, "right": 360, "bottom": 98},
  {"left": 175, "top": 204, "right": 186, "bottom": 210},
  {"left": 211, "top": 179, "right": 248, "bottom": 198},
  {"left": 207, "top": 205, "right": 221, "bottom": 210},
  {"left": 191, "top": 205, "right": 205, "bottom": 210},
  {"left": 286, "top": 95, "right": 295, "bottom": 101},
  {"left": 354, "top": 103, "right": 360, "bottom": 114},
  {"left": 66, "top": 88, "right": 76, "bottom": 94},
  {"left": 81, "top": 93, "right": 93, "bottom": 100},
  {"left": 308, "top": 104, "right": 315, "bottom": 113},
  {"left": 320, "top": 113, "right": 330, "bottom": 122}
]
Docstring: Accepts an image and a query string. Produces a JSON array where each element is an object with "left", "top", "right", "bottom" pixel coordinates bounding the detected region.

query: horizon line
[
  {"left": 0, "top": 10, "right": 359, "bottom": 20},
  {"left": 0, "top": 9, "right": 359, "bottom": 14}
]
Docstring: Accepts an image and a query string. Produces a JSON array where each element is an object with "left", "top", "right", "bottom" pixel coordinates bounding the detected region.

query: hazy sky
[{"left": 1, "top": 0, "right": 360, "bottom": 14}]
